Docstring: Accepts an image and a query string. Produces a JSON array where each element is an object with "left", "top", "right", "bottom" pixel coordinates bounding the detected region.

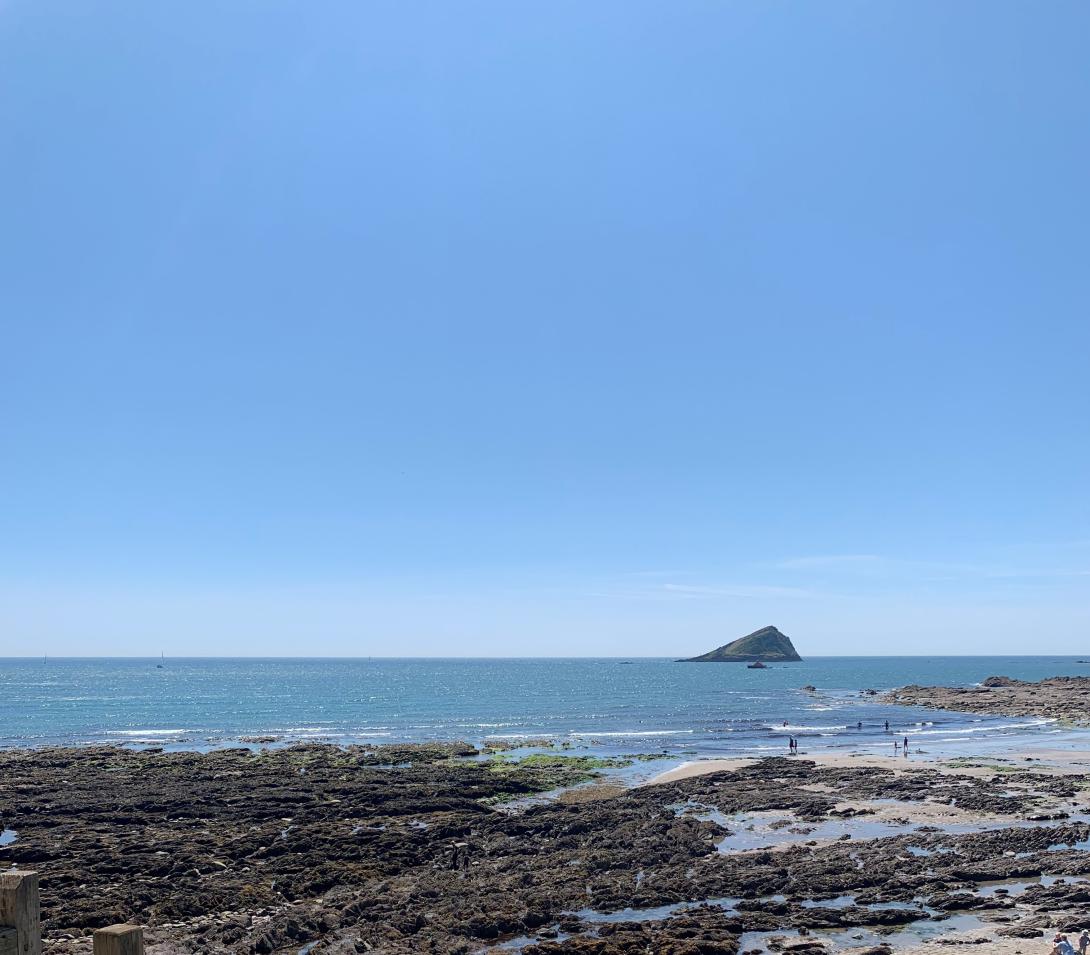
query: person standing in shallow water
[{"left": 903, "top": 735, "right": 909, "bottom": 754}]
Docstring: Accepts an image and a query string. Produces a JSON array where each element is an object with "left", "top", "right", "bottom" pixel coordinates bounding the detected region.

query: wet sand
[{"left": 647, "top": 743, "right": 1090, "bottom": 786}]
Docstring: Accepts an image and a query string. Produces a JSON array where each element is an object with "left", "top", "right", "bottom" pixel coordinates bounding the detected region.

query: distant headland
[{"left": 678, "top": 625, "right": 803, "bottom": 663}]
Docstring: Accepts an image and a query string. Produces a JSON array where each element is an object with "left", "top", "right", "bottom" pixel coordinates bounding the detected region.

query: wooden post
[
  {"left": 0, "top": 871, "right": 40, "bottom": 955},
  {"left": 93, "top": 924, "right": 143, "bottom": 955}
]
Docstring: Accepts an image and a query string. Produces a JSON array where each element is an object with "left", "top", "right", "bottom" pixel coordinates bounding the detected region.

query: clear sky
[{"left": 1, "top": 2, "right": 1088, "bottom": 657}]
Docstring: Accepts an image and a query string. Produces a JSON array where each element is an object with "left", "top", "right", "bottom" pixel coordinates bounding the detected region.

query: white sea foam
[
  {"left": 107, "top": 729, "right": 190, "bottom": 736},
  {"left": 766, "top": 724, "right": 848, "bottom": 732},
  {"left": 909, "top": 719, "right": 1055, "bottom": 736},
  {"left": 569, "top": 730, "right": 692, "bottom": 737}
]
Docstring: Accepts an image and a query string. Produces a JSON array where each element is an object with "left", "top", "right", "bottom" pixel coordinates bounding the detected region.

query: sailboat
[{"left": 157, "top": 651, "right": 164, "bottom": 669}]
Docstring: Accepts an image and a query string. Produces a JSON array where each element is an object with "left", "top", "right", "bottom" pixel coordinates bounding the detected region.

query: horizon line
[{"left": 4, "top": 654, "right": 1089, "bottom": 661}]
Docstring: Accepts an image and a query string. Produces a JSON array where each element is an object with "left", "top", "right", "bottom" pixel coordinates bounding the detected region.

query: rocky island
[{"left": 678, "top": 625, "right": 803, "bottom": 663}]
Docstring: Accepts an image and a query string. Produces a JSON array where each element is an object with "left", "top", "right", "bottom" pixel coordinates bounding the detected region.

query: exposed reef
[
  {"left": 887, "top": 675, "right": 1090, "bottom": 724},
  {"left": 3, "top": 745, "right": 1090, "bottom": 953}
]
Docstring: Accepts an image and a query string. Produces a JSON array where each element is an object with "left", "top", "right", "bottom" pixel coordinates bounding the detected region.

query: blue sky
[{"left": 1, "top": 2, "right": 1088, "bottom": 656}]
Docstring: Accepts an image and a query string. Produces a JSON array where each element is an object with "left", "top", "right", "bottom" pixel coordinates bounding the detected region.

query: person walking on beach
[
  {"left": 1078, "top": 930, "right": 1089, "bottom": 954},
  {"left": 903, "top": 735, "right": 909, "bottom": 754}
]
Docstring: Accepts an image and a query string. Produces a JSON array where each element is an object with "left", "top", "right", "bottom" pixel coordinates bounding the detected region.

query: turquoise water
[{"left": 1, "top": 656, "right": 1087, "bottom": 755}]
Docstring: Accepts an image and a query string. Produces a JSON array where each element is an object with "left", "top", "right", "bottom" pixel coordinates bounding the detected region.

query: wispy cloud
[
  {"left": 622, "top": 569, "right": 694, "bottom": 579},
  {"left": 586, "top": 582, "right": 820, "bottom": 601},
  {"left": 774, "top": 553, "right": 1090, "bottom": 583},
  {"left": 662, "top": 583, "right": 818, "bottom": 599},
  {"left": 775, "top": 554, "right": 882, "bottom": 571}
]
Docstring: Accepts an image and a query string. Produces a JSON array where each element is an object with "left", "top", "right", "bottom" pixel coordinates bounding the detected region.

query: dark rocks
[
  {"left": 886, "top": 676, "right": 1090, "bottom": 724},
  {"left": 997, "top": 924, "right": 1046, "bottom": 937},
  {"left": 4, "top": 747, "right": 1090, "bottom": 953}
]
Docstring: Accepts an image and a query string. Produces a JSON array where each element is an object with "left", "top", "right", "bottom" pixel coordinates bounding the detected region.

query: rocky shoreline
[
  {"left": 886, "top": 674, "right": 1090, "bottom": 724},
  {"left": 4, "top": 742, "right": 1090, "bottom": 953}
]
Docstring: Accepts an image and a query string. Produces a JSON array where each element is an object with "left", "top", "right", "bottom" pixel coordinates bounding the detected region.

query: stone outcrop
[
  {"left": 3, "top": 745, "right": 1089, "bottom": 953},
  {"left": 886, "top": 675, "right": 1090, "bottom": 724}
]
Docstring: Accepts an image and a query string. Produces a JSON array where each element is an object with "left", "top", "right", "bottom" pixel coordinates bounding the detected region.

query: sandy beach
[{"left": 648, "top": 743, "right": 1090, "bottom": 786}]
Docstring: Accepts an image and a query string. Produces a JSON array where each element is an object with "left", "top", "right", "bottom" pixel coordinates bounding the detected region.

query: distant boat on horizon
[{"left": 157, "top": 651, "right": 164, "bottom": 669}]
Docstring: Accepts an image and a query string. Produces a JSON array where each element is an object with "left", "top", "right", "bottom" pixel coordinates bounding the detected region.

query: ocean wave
[
  {"left": 766, "top": 724, "right": 848, "bottom": 732},
  {"left": 569, "top": 730, "right": 693, "bottom": 737},
  {"left": 909, "top": 719, "right": 1055, "bottom": 736},
  {"left": 458, "top": 722, "right": 520, "bottom": 728},
  {"left": 107, "top": 729, "right": 190, "bottom": 736}
]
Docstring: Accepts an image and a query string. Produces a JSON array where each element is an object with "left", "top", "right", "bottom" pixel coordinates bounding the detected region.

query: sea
[{"left": 2, "top": 656, "right": 1089, "bottom": 764}]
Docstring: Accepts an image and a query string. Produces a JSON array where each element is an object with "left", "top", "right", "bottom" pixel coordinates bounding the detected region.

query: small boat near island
[{"left": 747, "top": 661, "right": 767, "bottom": 669}]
